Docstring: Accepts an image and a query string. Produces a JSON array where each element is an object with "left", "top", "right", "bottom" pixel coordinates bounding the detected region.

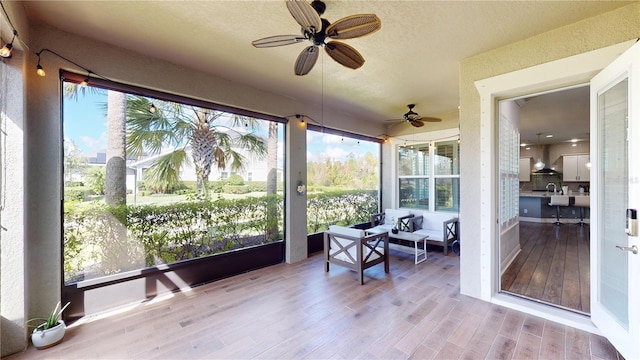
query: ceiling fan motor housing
[{"left": 310, "top": 0, "right": 326, "bottom": 15}]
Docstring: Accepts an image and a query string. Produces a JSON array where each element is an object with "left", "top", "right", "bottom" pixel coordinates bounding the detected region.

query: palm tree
[
  {"left": 126, "top": 96, "right": 267, "bottom": 196},
  {"left": 63, "top": 83, "right": 127, "bottom": 205},
  {"left": 105, "top": 91, "right": 127, "bottom": 206}
]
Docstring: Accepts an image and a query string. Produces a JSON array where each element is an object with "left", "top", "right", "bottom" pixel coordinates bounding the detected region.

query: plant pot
[{"left": 31, "top": 320, "right": 66, "bottom": 350}]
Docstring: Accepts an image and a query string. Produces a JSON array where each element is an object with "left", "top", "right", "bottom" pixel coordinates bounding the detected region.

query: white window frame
[{"left": 396, "top": 134, "right": 460, "bottom": 213}]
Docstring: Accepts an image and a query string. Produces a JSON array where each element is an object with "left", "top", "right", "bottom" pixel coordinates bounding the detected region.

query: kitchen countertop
[{"left": 520, "top": 192, "right": 590, "bottom": 197}]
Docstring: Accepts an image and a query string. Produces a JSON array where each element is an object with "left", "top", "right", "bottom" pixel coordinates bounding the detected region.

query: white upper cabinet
[
  {"left": 519, "top": 158, "right": 531, "bottom": 182},
  {"left": 563, "top": 154, "right": 590, "bottom": 182}
]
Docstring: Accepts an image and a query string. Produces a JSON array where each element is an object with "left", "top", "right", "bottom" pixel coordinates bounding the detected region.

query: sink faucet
[{"left": 546, "top": 182, "right": 557, "bottom": 193}]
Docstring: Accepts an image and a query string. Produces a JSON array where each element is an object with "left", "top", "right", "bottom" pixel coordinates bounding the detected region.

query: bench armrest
[
  {"left": 371, "top": 212, "right": 414, "bottom": 230},
  {"left": 370, "top": 212, "right": 385, "bottom": 227},
  {"left": 443, "top": 217, "right": 459, "bottom": 241}
]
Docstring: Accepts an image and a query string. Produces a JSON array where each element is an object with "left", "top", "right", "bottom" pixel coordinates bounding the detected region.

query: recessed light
[
  {"left": 571, "top": 144, "right": 577, "bottom": 147},
  {"left": 520, "top": 143, "right": 526, "bottom": 147},
  {"left": 526, "top": 147, "right": 531, "bottom": 150},
  {"left": 570, "top": 139, "right": 578, "bottom": 143},
  {"left": 546, "top": 134, "right": 553, "bottom": 138}
]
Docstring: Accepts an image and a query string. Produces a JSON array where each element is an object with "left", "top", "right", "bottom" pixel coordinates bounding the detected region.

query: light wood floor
[
  {"left": 8, "top": 247, "right": 619, "bottom": 359},
  {"left": 502, "top": 222, "right": 590, "bottom": 314}
]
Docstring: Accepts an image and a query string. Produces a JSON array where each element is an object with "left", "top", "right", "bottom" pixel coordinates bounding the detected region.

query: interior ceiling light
[
  {"left": 534, "top": 133, "right": 545, "bottom": 170},
  {"left": 0, "top": 30, "right": 17, "bottom": 58},
  {"left": 546, "top": 134, "right": 553, "bottom": 138}
]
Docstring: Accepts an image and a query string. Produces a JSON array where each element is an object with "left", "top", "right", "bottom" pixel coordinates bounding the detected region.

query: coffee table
[{"left": 365, "top": 227, "right": 428, "bottom": 264}]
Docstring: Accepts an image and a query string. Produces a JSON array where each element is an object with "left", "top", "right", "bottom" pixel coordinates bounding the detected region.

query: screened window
[
  {"left": 62, "top": 74, "right": 285, "bottom": 285},
  {"left": 305, "top": 128, "right": 381, "bottom": 233}
]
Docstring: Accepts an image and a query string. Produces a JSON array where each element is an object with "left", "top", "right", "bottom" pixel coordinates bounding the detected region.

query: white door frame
[{"left": 474, "top": 40, "right": 635, "bottom": 333}]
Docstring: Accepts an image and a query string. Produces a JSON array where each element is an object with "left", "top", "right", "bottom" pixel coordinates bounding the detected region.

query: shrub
[
  {"left": 65, "top": 181, "right": 84, "bottom": 187},
  {"left": 64, "top": 188, "right": 89, "bottom": 202},
  {"left": 222, "top": 185, "right": 250, "bottom": 194},
  {"left": 85, "top": 167, "right": 105, "bottom": 195},
  {"left": 227, "top": 174, "right": 244, "bottom": 186}
]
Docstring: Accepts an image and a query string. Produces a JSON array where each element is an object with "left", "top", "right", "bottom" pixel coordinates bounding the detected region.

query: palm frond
[
  {"left": 234, "top": 133, "right": 267, "bottom": 160},
  {"left": 63, "top": 83, "right": 105, "bottom": 101},
  {"left": 226, "top": 149, "right": 247, "bottom": 172},
  {"left": 143, "top": 149, "right": 189, "bottom": 191},
  {"left": 126, "top": 96, "right": 181, "bottom": 157}
]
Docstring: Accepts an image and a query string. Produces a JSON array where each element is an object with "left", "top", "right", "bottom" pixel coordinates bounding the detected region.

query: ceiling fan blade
[
  {"left": 411, "top": 120, "right": 425, "bottom": 128},
  {"left": 326, "top": 14, "right": 381, "bottom": 39},
  {"left": 252, "top": 35, "right": 306, "bottom": 48},
  {"left": 295, "top": 46, "right": 319, "bottom": 76},
  {"left": 420, "top": 117, "right": 442, "bottom": 123},
  {"left": 286, "top": 0, "right": 322, "bottom": 33},
  {"left": 325, "top": 41, "right": 364, "bottom": 70}
]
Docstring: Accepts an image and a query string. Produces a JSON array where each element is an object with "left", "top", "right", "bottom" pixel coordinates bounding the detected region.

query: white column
[{"left": 285, "top": 118, "right": 307, "bottom": 263}]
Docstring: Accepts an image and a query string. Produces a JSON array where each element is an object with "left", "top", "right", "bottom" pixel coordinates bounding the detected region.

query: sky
[{"left": 62, "top": 86, "right": 378, "bottom": 163}]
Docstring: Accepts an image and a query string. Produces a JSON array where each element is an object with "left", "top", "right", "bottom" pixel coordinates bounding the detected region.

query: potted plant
[{"left": 26, "top": 301, "right": 70, "bottom": 349}]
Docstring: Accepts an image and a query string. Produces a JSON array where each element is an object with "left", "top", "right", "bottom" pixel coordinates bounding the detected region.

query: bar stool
[
  {"left": 548, "top": 195, "right": 569, "bottom": 225},
  {"left": 574, "top": 196, "right": 590, "bottom": 226}
]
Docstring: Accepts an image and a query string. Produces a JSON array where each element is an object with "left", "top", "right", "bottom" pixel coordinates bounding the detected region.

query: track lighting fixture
[{"left": 0, "top": 30, "right": 17, "bottom": 58}]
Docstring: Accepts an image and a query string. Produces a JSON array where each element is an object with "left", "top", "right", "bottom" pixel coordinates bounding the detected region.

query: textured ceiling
[{"left": 23, "top": 0, "right": 631, "bottom": 132}]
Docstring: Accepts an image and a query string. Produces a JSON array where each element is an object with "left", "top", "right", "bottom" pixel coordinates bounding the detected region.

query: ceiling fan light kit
[{"left": 252, "top": 0, "right": 381, "bottom": 76}]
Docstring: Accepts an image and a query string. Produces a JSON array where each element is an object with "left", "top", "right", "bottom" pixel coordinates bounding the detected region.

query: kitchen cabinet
[
  {"left": 563, "top": 154, "right": 590, "bottom": 182},
  {"left": 519, "top": 158, "right": 531, "bottom": 182}
]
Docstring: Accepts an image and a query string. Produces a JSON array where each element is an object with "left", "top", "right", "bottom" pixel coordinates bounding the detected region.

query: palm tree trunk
[
  {"left": 105, "top": 91, "right": 127, "bottom": 206},
  {"left": 266, "top": 122, "right": 279, "bottom": 240},
  {"left": 191, "top": 111, "right": 216, "bottom": 196}
]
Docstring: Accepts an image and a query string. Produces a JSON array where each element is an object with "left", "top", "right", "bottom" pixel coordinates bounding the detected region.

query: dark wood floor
[
  {"left": 502, "top": 222, "right": 590, "bottom": 314},
  {"left": 8, "top": 245, "right": 618, "bottom": 359}
]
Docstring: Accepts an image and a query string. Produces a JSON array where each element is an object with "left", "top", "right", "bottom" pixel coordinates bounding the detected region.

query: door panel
[{"left": 590, "top": 41, "right": 639, "bottom": 360}]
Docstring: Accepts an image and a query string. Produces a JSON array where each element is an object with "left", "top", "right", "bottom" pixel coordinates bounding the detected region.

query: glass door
[{"left": 590, "top": 41, "right": 640, "bottom": 360}]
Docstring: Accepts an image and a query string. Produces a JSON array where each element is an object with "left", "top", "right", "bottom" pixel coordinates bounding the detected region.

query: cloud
[{"left": 80, "top": 132, "right": 107, "bottom": 152}]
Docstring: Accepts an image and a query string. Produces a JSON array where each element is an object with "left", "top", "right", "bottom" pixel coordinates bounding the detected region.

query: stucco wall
[
  {"left": 0, "top": 1, "right": 30, "bottom": 356},
  {"left": 459, "top": 3, "right": 640, "bottom": 298}
]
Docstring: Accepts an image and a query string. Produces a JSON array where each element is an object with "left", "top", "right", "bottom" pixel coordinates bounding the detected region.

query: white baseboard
[{"left": 501, "top": 246, "right": 521, "bottom": 276}]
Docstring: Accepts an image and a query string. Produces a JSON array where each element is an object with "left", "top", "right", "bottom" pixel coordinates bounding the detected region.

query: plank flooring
[
  {"left": 8, "top": 246, "right": 617, "bottom": 359},
  {"left": 502, "top": 222, "right": 591, "bottom": 314}
]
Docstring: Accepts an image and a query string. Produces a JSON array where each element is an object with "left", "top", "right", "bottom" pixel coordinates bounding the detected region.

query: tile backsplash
[{"left": 520, "top": 174, "right": 589, "bottom": 193}]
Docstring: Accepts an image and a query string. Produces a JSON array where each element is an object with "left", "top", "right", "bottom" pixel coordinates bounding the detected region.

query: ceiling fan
[
  {"left": 251, "top": 0, "right": 381, "bottom": 76},
  {"left": 387, "top": 104, "right": 442, "bottom": 128}
]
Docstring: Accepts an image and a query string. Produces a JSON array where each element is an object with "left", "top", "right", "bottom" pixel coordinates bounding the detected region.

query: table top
[{"left": 366, "top": 227, "right": 428, "bottom": 242}]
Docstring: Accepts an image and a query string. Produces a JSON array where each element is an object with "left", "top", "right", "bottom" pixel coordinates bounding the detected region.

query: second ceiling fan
[
  {"left": 252, "top": 0, "right": 381, "bottom": 76},
  {"left": 387, "top": 104, "right": 442, "bottom": 128}
]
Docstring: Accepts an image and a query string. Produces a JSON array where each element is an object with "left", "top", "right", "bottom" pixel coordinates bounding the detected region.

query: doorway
[
  {"left": 475, "top": 39, "right": 639, "bottom": 359},
  {"left": 499, "top": 86, "right": 591, "bottom": 314}
]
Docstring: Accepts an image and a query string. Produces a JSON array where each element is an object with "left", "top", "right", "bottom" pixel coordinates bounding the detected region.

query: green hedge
[
  {"left": 306, "top": 190, "right": 378, "bottom": 233},
  {"left": 63, "top": 189, "right": 377, "bottom": 284}
]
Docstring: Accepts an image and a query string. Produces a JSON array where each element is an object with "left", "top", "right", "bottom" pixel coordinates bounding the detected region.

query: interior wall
[{"left": 459, "top": 3, "right": 640, "bottom": 300}]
